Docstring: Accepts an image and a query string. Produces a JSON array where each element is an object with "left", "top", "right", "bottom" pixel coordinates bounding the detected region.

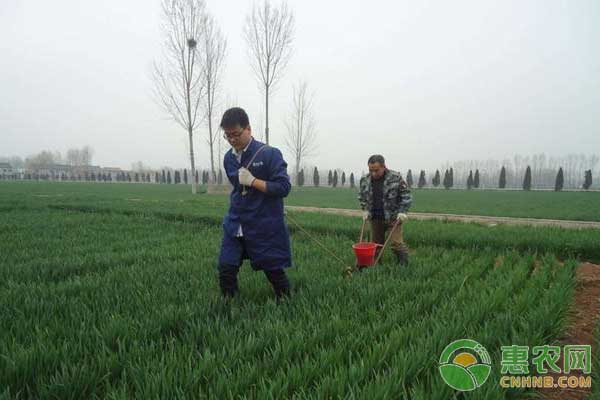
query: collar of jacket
[
  {"left": 238, "top": 138, "right": 265, "bottom": 167},
  {"left": 232, "top": 137, "right": 254, "bottom": 159}
]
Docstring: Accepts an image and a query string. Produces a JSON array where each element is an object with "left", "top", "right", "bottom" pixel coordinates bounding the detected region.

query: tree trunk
[
  {"left": 188, "top": 126, "right": 198, "bottom": 194},
  {"left": 265, "top": 85, "right": 270, "bottom": 145},
  {"left": 185, "top": 44, "right": 197, "bottom": 195},
  {"left": 209, "top": 111, "right": 215, "bottom": 178},
  {"left": 207, "top": 77, "right": 216, "bottom": 178}
]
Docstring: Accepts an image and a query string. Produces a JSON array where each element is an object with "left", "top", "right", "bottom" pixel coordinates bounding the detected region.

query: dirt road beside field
[{"left": 285, "top": 206, "right": 600, "bottom": 230}]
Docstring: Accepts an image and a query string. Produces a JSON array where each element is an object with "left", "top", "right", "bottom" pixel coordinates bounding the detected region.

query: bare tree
[
  {"left": 212, "top": 94, "right": 240, "bottom": 184},
  {"left": 81, "top": 145, "right": 94, "bottom": 166},
  {"left": 66, "top": 149, "right": 80, "bottom": 167},
  {"left": 254, "top": 107, "right": 265, "bottom": 142},
  {"left": 284, "top": 81, "right": 317, "bottom": 182},
  {"left": 0, "top": 156, "right": 25, "bottom": 169},
  {"left": 66, "top": 146, "right": 94, "bottom": 168},
  {"left": 244, "top": 0, "right": 294, "bottom": 145},
  {"left": 131, "top": 161, "right": 151, "bottom": 173},
  {"left": 153, "top": 0, "right": 208, "bottom": 194},
  {"left": 25, "top": 150, "right": 60, "bottom": 170},
  {"left": 201, "top": 12, "right": 226, "bottom": 178}
]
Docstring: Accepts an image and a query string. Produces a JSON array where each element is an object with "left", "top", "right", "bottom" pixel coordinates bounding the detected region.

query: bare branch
[
  {"left": 285, "top": 80, "right": 317, "bottom": 180},
  {"left": 244, "top": 0, "right": 294, "bottom": 144},
  {"left": 152, "top": 0, "right": 211, "bottom": 193},
  {"left": 200, "top": 12, "right": 227, "bottom": 175}
]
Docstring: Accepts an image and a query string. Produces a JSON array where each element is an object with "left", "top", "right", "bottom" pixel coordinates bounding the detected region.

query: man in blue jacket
[{"left": 217, "top": 107, "right": 292, "bottom": 300}]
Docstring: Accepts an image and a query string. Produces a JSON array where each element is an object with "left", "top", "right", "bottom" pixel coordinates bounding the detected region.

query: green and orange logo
[{"left": 439, "top": 339, "right": 492, "bottom": 391}]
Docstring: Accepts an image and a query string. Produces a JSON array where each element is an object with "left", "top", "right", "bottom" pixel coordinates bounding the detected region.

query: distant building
[
  {"left": 34, "top": 164, "right": 73, "bottom": 179},
  {"left": 0, "top": 162, "right": 15, "bottom": 179},
  {"left": 77, "top": 165, "right": 102, "bottom": 179},
  {"left": 0, "top": 162, "right": 12, "bottom": 174},
  {"left": 10, "top": 163, "right": 143, "bottom": 182},
  {"left": 101, "top": 167, "right": 123, "bottom": 180},
  {"left": 84, "top": 165, "right": 102, "bottom": 174},
  {"left": 24, "top": 164, "right": 107, "bottom": 179}
]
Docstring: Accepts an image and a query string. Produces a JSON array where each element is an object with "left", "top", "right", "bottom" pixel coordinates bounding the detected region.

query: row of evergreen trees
[
  {"left": 403, "top": 167, "right": 594, "bottom": 191},
  {"left": 5, "top": 172, "right": 117, "bottom": 182},
  {"left": 5, "top": 170, "right": 226, "bottom": 185},
  {"left": 5, "top": 166, "right": 594, "bottom": 191},
  {"left": 404, "top": 168, "right": 457, "bottom": 189},
  {"left": 153, "top": 170, "right": 224, "bottom": 185},
  {"left": 296, "top": 168, "right": 357, "bottom": 188}
]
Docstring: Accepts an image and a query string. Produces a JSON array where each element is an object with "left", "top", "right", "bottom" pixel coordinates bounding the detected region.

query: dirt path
[
  {"left": 538, "top": 262, "right": 600, "bottom": 399},
  {"left": 285, "top": 206, "right": 600, "bottom": 230}
]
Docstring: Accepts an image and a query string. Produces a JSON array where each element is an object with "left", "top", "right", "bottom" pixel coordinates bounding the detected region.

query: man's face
[
  {"left": 368, "top": 162, "right": 386, "bottom": 180},
  {"left": 223, "top": 124, "right": 252, "bottom": 152}
]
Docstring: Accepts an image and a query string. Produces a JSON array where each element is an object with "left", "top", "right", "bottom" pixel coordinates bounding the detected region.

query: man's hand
[
  {"left": 397, "top": 212, "right": 408, "bottom": 222},
  {"left": 238, "top": 167, "right": 256, "bottom": 187},
  {"left": 362, "top": 211, "right": 370, "bottom": 221}
]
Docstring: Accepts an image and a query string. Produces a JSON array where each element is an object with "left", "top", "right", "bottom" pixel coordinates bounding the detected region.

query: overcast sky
[{"left": 1, "top": 0, "right": 599, "bottom": 174}]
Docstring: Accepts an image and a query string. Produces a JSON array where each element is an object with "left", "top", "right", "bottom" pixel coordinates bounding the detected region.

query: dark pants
[
  {"left": 371, "top": 218, "right": 409, "bottom": 263},
  {"left": 218, "top": 238, "right": 290, "bottom": 299}
]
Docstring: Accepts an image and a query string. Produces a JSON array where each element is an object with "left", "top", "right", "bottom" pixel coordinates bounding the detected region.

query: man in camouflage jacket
[{"left": 358, "top": 154, "right": 412, "bottom": 265}]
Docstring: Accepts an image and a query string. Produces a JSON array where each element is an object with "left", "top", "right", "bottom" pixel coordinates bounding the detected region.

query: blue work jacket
[{"left": 218, "top": 139, "right": 292, "bottom": 270}]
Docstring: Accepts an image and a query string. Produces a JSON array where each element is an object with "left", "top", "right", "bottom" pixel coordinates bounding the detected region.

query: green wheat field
[{"left": 1, "top": 181, "right": 599, "bottom": 399}]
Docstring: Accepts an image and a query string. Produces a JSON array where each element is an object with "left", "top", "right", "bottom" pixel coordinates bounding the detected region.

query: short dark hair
[
  {"left": 368, "top": 154, "right": 385, "bottom": 165},
  {"left": 220, "top": 107, "right": 249, "bottom": 129}
]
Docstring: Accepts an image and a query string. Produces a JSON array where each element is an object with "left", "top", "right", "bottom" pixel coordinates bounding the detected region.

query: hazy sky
[{"left": 1, "top": 0, "right": 599, "bottom": 174}]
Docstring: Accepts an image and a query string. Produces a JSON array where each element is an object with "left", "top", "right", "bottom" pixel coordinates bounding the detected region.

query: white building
[{"left": 0, "top": 162, "right": 12, "bottom": 175}]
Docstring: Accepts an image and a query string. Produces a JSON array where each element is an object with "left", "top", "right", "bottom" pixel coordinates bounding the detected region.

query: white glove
[
  {"left": 397, "top": 212, "right": 408, "bottom": 222},
  {"left": 362, "top": 211, "right": 370, "bottom": 221},
  {"left": 238, "top": 167, "right": 256, "bottom": 187}
]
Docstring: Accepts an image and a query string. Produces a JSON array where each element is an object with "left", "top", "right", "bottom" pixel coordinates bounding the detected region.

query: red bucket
[{"left": 352, "top": 242, "right": 378, "bottom": 266}]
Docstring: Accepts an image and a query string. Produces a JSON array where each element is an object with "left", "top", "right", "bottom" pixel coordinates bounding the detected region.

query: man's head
[
  {"left": 220, "top": 107, "right": 252, "bottom": 152},
  {"left": 367, "top": 154, "right": 387, "bottom": 180}
]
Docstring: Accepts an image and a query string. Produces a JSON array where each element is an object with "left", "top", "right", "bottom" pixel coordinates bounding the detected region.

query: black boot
[
  {"left": 396, "top": 251, "right": 409, "bottom": 266},
  {"left": 218, "top": 264, "right": 240, "bottom": 298},
  {"left": 264, "top": 269, "right": 291, "bottom": 301}
]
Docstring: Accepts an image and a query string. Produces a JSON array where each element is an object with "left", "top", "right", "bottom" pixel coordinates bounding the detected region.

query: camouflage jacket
[{"left": 358, "top": 169, "right": 412, "bottom": 222}]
